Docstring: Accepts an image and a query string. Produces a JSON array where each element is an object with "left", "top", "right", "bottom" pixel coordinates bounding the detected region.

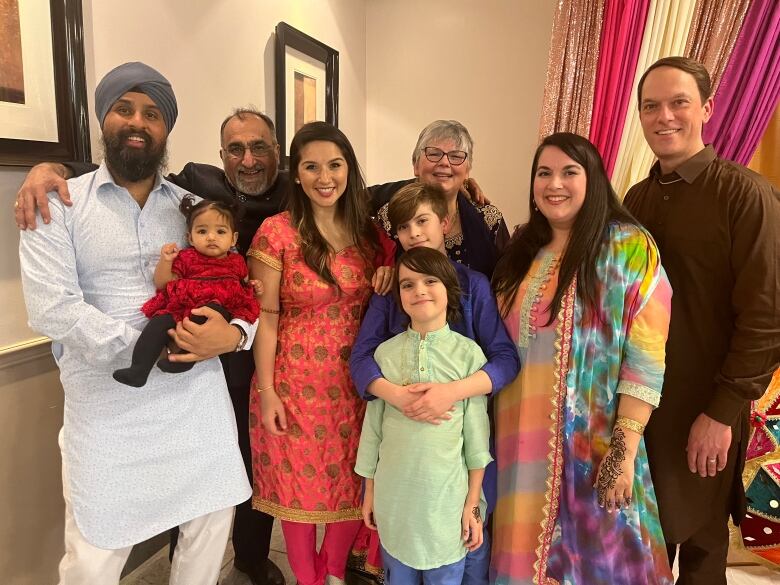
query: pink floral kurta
[{"left": 247, "top": 212, "right": 374, "bottom": 523}]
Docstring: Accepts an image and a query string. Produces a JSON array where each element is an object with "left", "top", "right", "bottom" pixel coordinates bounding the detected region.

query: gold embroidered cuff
[{"left": 615, "top": 415, "right": 645, "bottom": 435}]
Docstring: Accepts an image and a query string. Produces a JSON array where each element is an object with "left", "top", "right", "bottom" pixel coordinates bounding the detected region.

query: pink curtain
[
  {"left": 703, "top": 0, "right": 780, "bottom": 164},
  {"left": 588, "top": 0, "right": 650, "bottom": 177}
]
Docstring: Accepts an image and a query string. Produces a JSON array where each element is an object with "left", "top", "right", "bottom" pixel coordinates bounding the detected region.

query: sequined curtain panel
[
  {"left": 538, "top": 0, "right": 605, "bottom": 140},
  {"left": 684, "top": 0, "right": 751, "bottom": 94}
]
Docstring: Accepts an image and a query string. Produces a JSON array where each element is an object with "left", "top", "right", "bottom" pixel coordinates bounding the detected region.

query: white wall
[{"left": 365, "top": 0, "right": 556, "bottom": 229}]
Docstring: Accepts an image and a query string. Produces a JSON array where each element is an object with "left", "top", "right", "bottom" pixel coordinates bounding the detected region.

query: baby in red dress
[{"left": 113, "top": 195, "right": 259, "bottom": 387}]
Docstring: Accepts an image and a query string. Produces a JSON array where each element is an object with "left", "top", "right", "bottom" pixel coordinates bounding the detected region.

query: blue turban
[{"left": 94, "top": 62, "right": 178, "bottom": 133}]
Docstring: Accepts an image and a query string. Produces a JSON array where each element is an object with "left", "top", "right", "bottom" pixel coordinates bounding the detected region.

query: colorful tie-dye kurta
[{"left": 492, "top": 223, "right": 674, "bottom": 585}]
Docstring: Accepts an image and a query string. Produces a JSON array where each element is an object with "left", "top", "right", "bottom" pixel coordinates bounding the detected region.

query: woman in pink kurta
[
  {"left": 247, "top": 122, "right": 394, "bottom": 585},
  {"left": 248, "top": 211, "right": 372, "bottom": 517}
]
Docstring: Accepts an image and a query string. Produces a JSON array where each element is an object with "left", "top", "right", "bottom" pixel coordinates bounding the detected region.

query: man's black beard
[{"left": 102, "top": 129, "right": 168, "bottom": 182}]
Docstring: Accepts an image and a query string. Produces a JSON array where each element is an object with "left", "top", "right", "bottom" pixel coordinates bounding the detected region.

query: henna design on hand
[
  {"left": 472, "top": 505, "right": 482, "bottom": 523},
  {"left": 597, "top": 426, "right": 627, "bottom": 507}
]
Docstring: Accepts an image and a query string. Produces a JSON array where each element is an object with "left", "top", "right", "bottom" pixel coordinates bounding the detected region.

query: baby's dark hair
[
  {"left": 179, "top": 195, "right": 243, "bottom": 232},
  {"left": 393, "top": 247, "right": 462, "bottom": 323}
]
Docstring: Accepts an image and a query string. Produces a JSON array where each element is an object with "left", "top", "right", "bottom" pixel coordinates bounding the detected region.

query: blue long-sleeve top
[
  {"left": 350, "top": 260, "right": 520, "bottom": 514},
  {"left": 351, "top": 260, "right": 519, "bottom": 399}
]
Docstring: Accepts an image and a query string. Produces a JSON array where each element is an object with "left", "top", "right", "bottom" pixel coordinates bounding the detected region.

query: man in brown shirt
[{"left": 624, "top": 56, "right": 780, "bottom": 584}]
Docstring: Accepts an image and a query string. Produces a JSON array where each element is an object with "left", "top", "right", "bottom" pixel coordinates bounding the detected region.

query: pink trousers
[{"left": 281, "top": 519, "right": 362, "bottom": 585}]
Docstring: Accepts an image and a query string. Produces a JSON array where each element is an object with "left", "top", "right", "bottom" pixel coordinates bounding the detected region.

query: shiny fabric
[
  {"left": 141, "top": 247, "right": 259, "bottom": 323},
  {"left": 684, "top": 0, "right": 750, "bottom": 95},
  {"left": 538, "top": 0, "right": 605, "bottom": 139},
  {"left": 492, "top": 224, "right": 674, "bottom": 585}
]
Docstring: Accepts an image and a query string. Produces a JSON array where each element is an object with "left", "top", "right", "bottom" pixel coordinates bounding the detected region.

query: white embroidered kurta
[{"left": 19, "top": 164, "right": 251, "bottom": 549}]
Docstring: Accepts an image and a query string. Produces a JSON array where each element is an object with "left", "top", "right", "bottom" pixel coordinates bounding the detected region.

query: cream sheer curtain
[{"left": 610, "top": 0, "right": 697, "bottom": 197}]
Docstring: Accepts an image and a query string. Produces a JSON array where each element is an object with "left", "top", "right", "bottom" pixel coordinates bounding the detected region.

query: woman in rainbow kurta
[{"left": 490, "top": 133, "right": 674, "bottom": 585}]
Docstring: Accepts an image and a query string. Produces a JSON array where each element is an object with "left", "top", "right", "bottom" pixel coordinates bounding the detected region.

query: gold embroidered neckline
[{"left": 518, "top": 253, "right": 560, "bottom": 348}]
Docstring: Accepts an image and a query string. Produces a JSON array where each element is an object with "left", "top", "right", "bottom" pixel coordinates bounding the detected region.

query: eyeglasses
[
  {"left": 225, "top": 142, "right": 275, "bottom": 159},
  {"left": 421, "top": 147, "right": 468, "bottom": 166}
]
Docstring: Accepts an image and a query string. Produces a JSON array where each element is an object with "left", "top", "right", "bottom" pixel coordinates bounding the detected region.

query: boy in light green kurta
[{"left": 354, "top": 247, "right": 492, "bottom": 582}]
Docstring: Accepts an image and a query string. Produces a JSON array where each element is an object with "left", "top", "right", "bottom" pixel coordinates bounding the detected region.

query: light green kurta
[{"left": 354, "top": 325, "right": 492, "bottom": 570}]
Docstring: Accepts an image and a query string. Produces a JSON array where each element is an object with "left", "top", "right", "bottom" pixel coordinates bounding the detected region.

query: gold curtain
[
  {"left": 684, "top": 0, "right": 751, "bottom": 94},
  {"left": 538, "top": 0, "right": 605, "bottom": 140}
]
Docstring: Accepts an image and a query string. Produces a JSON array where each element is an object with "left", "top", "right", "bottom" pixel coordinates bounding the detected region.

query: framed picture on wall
[
  {"left": 0, "top": 0, "right": 90, "bottom": 166},
  {"left": 274, "top": 21, "right": 339, "bottom": 168}
]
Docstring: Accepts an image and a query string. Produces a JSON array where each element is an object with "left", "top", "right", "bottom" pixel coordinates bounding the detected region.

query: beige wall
[
  {"left": 0, "top": 349, "right": 63, "bottom": 585},
  {"left": 364, "top": 0, "right": 556, "bottom": 229},
  {"left": 82, "top": 0, "right": 368, "bottom": 172}
]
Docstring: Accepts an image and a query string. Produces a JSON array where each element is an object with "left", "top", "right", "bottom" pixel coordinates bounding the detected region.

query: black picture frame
[
  {"left": 0, "top": 0, "right": 90, "bottom": 166},
  {"left": 274, "top": 21, "right": 339, "bottom": 168}
]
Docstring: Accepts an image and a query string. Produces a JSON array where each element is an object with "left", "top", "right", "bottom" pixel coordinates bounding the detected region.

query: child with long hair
[
  {"left": 355, "top": 246, "right": 492, "bottom": 585},
  {"left": 247, "top": 121, "right": 394, "bottom": 585},
  {"left": 113, "top": 195, "right": 258, "bottom": 387}
]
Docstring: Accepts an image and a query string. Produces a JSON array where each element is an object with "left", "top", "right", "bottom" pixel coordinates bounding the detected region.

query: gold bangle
[
  {"left": 260, "top": 306, "right": 280, "bottom": 314},
  {"left": 615, "top": 415, "right": 645, "bottom": 435},
  {"left": 255, "top": 384, "right": 273, "bottom": 393}
]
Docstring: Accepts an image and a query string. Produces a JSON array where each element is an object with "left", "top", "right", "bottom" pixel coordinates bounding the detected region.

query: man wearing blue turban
[{"left": 19, "top": 62, "right": 253, "bottom": 585}]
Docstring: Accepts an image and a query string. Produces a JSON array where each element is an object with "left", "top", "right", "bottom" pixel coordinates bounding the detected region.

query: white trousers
[{"left": 57, "top": 440, "right": 234, "bottom": 585}]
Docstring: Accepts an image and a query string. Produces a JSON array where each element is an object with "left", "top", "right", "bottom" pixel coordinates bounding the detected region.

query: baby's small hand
[
  {"left": 160, "top": 243, "right": 179, "bottom": 262},
  {"left": 249, "top": 279, "right": 265, "bottom": 299}
]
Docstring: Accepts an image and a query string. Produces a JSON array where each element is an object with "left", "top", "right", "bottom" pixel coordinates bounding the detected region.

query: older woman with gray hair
[{"left": 373, "top": 120, "right": 510, "bottom": 277}]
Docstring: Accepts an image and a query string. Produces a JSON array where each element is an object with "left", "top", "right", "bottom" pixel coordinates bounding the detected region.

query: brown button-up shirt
[{"left": 624, "top": 145, "right": 780, "bottom": 541}]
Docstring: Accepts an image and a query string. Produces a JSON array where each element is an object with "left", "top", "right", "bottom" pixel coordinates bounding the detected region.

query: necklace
[{"left": 657, "top": 175, "right": 683, "bottom": 185}]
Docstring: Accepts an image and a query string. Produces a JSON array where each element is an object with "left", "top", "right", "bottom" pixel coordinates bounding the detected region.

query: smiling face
[
  {"left": 398, "top": 264, "right": 449, "bottom": 333},
  {"left": 639, "top": 66, "right": 713, "bottom": 174},
  {"left": 220, "top": 114, "right": 279, "bottom": 196},
  {"left": 187, "top": 208, "right": 238, "bottom": 258},
  {"left": 295, "top": 140, "right": 349, "bottom": 210},
  {"left": 413, "top": 138, "right": 470, "bottom": 198},
  {"left": 395, "top": 203, "right": 449, "bottom": 253},
  {"left": 533, "top": 146, "right": 587, "bottom": 233},
  {"left": 101, "top": 91, "right": 168, "bottom": 182}
]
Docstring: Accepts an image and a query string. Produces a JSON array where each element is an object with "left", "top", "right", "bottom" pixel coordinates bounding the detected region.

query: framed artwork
[
  {"left": 274, "top": 21, "right": 339, "bottom": 167},
  {"left": 0, "top": 0, "right": 90, "bottom": 166}
]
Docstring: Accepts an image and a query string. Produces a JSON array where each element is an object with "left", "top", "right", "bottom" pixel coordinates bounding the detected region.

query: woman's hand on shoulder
[{"left": 461, "top": 177, "right": 491, "bottom": 206}]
